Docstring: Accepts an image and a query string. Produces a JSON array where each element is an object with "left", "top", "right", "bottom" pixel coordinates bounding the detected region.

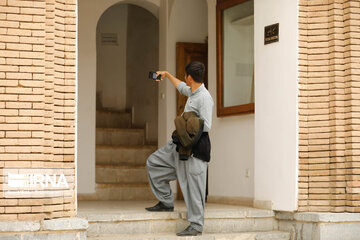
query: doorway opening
[{"left": 94, "top": 3, "right": 159, "bottom": 200}]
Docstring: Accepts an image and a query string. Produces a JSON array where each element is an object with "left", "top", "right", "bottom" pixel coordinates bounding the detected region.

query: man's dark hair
[{"left": 185, "top": 61, "right": 205, "bottom": 83}]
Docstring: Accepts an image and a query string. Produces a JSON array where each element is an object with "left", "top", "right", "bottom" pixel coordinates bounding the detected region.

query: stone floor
[{"left": 77, "top": 200, "right": 260, "bottom": 214}]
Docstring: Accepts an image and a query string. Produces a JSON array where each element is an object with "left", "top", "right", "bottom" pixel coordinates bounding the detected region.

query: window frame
[{"left": 216, "top": 0, "right": 255, "bottom": 117}]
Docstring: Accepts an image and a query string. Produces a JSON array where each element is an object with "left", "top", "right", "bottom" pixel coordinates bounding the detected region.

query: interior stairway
[{"left": 94, "top": 109, "right": 157, "bottom": 200}]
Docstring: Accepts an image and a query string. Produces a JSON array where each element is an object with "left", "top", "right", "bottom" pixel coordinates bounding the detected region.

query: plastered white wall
[
  {"left": 254, "top": 0, "right": 298, "bottom": 211},
  {"left": 206, "top": 0, "right": 255, "bottom": 200},
  {"left": 78, "top": 0, "right": 160, "bottom": 194},
  {"left": 96, "top": 4, "right": 128, "bottom": 111},
  {"left": 126, "top": 5, "right": 159, "bottom": 143},
  {"left": 164, "top": 0, "right": 208, "bottom": 194},
  {"left": 160, "top": 0, "right": 208, "bottom": 147}
]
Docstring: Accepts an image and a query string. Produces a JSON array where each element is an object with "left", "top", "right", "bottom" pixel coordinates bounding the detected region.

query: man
[{"left": 145, "top": 61, "right": 214, "bottom": 236}]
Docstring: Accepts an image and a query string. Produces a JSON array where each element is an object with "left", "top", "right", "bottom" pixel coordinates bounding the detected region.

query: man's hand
[
  {"left": 156, "top": 70, "right": 182, "bottom": 88},
  {"left": 155, "top": 71, "right": 167, "bottom": 82}
]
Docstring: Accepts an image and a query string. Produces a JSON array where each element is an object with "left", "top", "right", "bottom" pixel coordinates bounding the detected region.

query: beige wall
[
  {"left": 298, "top": 0, "right": 360, "bottom": 213},
  {"left": 0, "top": 0, "right": 76, "bottom": 220}
]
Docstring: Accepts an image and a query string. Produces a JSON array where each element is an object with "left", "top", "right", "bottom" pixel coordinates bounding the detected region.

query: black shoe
[
  {"left": 176, "top": 225, "right": 202, "bottom": 236},
  {"left": 145, "top": 201, "right": 174, "bottom": 212}
]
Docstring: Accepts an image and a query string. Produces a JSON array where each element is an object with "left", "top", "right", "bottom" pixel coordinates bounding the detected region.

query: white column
[{"left": 254, "top": 0, "right": 299, "bottom": 211}]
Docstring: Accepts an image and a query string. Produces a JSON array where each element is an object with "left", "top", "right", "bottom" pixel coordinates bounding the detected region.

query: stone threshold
[
  {"left": 87, "top": 231, "right": 291, "bottom": 240},
  {"left": 276, "top": 211, "right": 360, "bottom": 223},
  {"left": 0, "top": 217, "right": 88, "bottom": 240},
  {"left": 276, "top": 211, "right": 360, "bottom": 240},
  {"left": 79, "top": 208, "right": 275, "bottom": 223}
]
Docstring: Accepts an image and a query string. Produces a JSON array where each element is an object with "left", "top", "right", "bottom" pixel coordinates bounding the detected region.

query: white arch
[{"left": 95, "top": 0, "right": 160, "bottom": 25}]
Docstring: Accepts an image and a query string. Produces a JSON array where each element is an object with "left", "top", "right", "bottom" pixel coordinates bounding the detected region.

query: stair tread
[
  {"left": 96, "top": 127, "right": 144, "bottom": 132},
  {"left": 87, "top": 231, "right": 290, "bottom": 240},
  {"left": 79, "top": 206, "right": 275, "bottom": 221},
  {"left": 96, "top": 109, "right": 131, "bottom": 114},
  {"left": 96, "top": 164, "right": 146, "bottom": 169},
  {"left": 96, "top": 144, "right": 157, "bottom": 149},
  {"left": 96, "top": 183, "right": 150, "bottom": 187}
]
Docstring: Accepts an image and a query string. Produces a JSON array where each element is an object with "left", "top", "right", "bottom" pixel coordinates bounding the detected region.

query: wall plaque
[{"left": 264, "top": 23, "right": 279, "bottom": 45}]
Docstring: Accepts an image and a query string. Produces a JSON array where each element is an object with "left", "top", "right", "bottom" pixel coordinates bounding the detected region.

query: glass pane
[{"left": 223, "top": 0, "right": 254, "bottom": 107}]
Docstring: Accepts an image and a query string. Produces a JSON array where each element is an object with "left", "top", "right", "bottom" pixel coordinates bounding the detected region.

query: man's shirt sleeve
[
  {"left": 199, "top": 95, "right": 214, "bottom": 132},
  {"left": 177, "top": 81, "right": 192, "bottom": 97}
]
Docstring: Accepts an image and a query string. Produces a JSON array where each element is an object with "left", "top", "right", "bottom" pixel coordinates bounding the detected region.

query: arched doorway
[
  {"left": 77, "top": 0, "right": 159, "bottom": 200},
  {"left": 94, "top": 3, "right": 159, "bottom": 200}
]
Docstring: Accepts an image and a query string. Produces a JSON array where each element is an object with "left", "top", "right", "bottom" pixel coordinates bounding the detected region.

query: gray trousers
[{"left": 146, "top": 140, "right": 208, "bottom": 232}]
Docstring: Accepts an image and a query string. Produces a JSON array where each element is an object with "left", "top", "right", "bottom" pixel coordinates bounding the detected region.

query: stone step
[
  {"left": 96, "top": 164, "right": 148, "bottom": 184},
  {"left": 96, "top": 145, "right": 157, "bottom": 166},
  {"left": 87, "top": 231, "right": 290, "bottom": 240},
  {"left": 96, "top": 110, "right": 131, "bottom": 128},
  {"left": 96, "top": 128, "right": 145, "bottom": 146},
  {"left": 80, "top": 206, "right": 278, "bottom": 236},
  {"left": 93, "top": 183, "right": 156, "bottom": 201}
]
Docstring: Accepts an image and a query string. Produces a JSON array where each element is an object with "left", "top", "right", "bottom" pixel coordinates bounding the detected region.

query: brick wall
[
  {"left": 299, "top": 0, "right": 360, "bottom": 212},
  {"left": 0, "top": 0, "right": 76, "bottom": 220}
]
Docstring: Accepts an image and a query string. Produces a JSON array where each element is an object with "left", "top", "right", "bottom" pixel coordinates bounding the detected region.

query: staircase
[
  {"left": 93, "top": 109, "right": 157, "bottom": 200},
  {"left": 78, "top": 200, "right": 291, "bottom": 240}
]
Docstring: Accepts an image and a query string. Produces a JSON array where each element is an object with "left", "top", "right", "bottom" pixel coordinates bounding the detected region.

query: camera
[{"left": 149, "top": 71, "right": 161, "bottom": 80}]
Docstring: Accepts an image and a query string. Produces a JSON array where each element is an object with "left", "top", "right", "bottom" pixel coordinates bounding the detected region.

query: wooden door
[{"left": 176, "top": 42, "right": 208, "bottom": 201}]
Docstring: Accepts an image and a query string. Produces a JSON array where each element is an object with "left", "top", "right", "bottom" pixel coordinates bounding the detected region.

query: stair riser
[
  {"left": 87, "top": 233, "right": 290, "bottom": 240},
  {"left": 96, "top": 148, "right": 156, "bottom": 166},
  {"left": 204, "top": 218, "right": 277, "bottom": 233},
  {"left": 87, "top": 219, "right": 180, "bottom": 237},
  {"left": 96, "top": 168, "right": 148, "bottom": 184},
  {"left": 86, "top": 218, "right": 277, "bottom": 236},
  {"left": 95, "top": 186, "right": 155, "bottom": 201},
  {"left": 96, "top": 130, "right": 145, "bottom": 146},
  {"left": 96, "top": 112, "right": 131, "bottom": 128}
]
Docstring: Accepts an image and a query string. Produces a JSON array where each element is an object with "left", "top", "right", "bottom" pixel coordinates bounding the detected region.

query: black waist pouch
[{"left": 192, "top": 132, "right": 211, "bottom": 162}]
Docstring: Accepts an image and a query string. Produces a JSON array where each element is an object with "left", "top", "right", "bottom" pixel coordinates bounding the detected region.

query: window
[{"left": 216, "top": 0, "right": 254, "bottom": 116}]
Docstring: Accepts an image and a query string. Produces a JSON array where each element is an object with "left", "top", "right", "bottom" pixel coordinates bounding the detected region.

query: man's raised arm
[
  {"left": 156, "top": 71, "right": 191, "bottom": 97},
  {"left": 156, "top": 71, "right": 181, "bottom": 87}
]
